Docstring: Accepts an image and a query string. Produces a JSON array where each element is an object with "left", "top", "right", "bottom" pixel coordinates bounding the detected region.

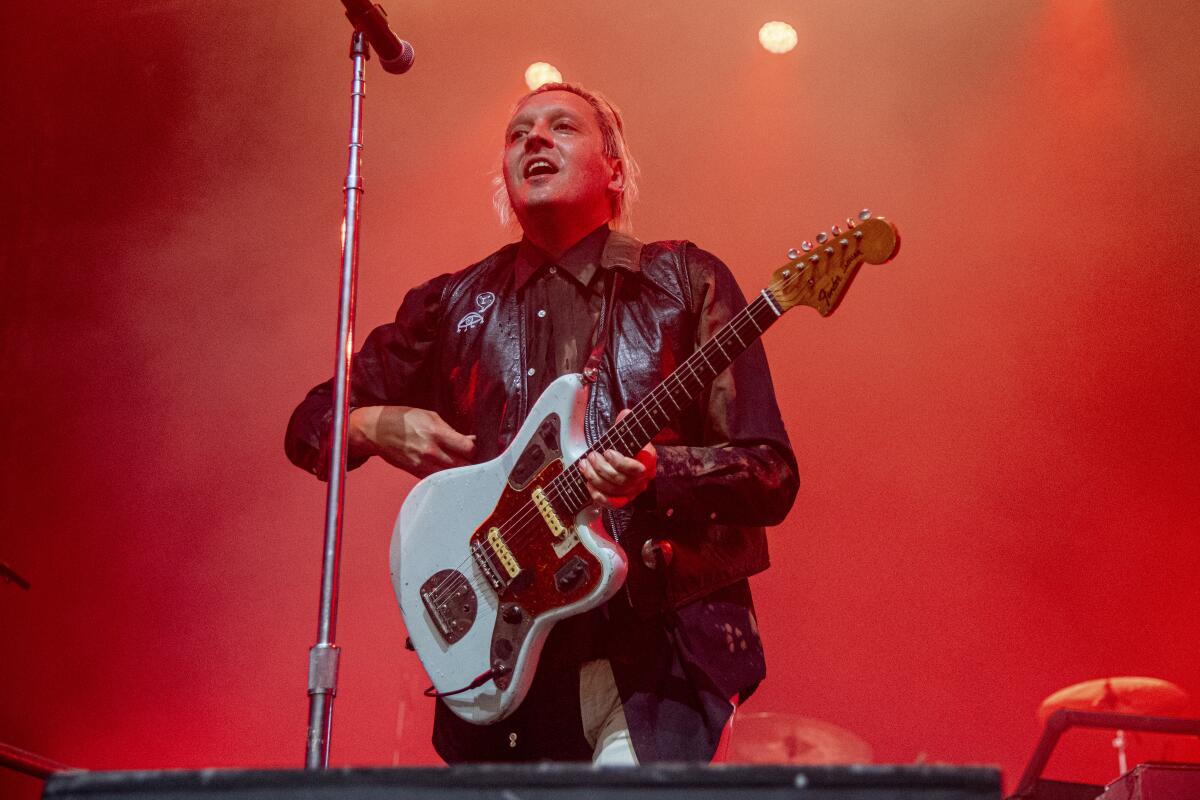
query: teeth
[{"left": 526, "top": 159, "right": 554, "bottom": 177}]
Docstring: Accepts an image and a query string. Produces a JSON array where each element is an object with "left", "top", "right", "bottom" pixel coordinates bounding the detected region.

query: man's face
[{"left": 503, "top": 90, "right": 620, "bottom": 225}]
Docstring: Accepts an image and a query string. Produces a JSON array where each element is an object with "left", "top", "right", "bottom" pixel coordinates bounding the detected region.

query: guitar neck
[
  {"left": 595, "top": 290, "right": 783, "bottom": 458},
  {"left": 552, "top": 290, "right": 783, "bottom": 516}
]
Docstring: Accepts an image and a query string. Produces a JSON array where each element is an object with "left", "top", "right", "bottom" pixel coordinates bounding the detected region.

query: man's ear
[{"left": 608, "top": 158, "right": 625, "bottom": 195}]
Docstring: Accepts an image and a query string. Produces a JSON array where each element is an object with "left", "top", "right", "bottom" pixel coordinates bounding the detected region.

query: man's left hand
[{"left": 578, "top": 410, "right": 657, "bottom": 509}]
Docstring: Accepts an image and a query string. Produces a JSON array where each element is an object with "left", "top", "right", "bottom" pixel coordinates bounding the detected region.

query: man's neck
[{"left": 518, "top": 208, "right": 612, "bottom": 260}]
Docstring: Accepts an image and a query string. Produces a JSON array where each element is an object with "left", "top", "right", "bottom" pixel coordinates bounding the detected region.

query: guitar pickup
[
  {"left": 486, "top": 527, "right": 521, "bottom": 579},
  {"left": 533, "top": 487, "right": 579, "bottom": 557},
  {"left": 532, "top": 488, "right": 566, "bottom": 537}
]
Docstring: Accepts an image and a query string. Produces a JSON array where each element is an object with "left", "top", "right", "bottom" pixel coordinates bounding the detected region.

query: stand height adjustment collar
[{"left": 307, "top": 643, "right": 341, "bottom": 695}]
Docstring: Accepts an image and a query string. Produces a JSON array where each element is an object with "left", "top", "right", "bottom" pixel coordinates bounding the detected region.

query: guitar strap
[{"left": 582, "top": 232, "right": 643, "bottom": 384}]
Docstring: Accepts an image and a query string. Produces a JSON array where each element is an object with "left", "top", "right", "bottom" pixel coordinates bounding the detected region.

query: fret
[
  {"left": 666, "top": 384, "right": 685, "bottom": 409},
  {"left": 620, "top": 424, "right": 640, "bottom": 451},
  {"left": 760, "top": 288, "right": 783, "bottom": 317},
  {"left": 647, "top": 391, "right": 669, "bottom": 420},
  {"left": 574, "top": 470, "right": 589, "bottom": 501},
  {"left": 565, "top": 473, "right": 587, "bottom": 507},
  {"left": 555, "top": 471, "right": 584, "bottom": 510}
]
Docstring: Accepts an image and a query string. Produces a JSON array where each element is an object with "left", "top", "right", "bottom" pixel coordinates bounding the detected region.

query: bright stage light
[
  {"left": 758, "top": 21, "right": 798, "bottom": 54},
  {"left": 524, "top": 62, "right": 563, "bottom": 90}
]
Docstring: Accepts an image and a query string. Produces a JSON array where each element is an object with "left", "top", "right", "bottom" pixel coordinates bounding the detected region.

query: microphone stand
[{"left": 304, "top": 29, "right": 370, "bottom": 771}]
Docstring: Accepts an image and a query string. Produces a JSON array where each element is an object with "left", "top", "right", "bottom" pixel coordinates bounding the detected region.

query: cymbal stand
[{"left": 1112, "top": 728, "right": 1128, "bottom": 775}]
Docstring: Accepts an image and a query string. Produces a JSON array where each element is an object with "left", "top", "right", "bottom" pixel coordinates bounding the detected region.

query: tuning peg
[
  {"left": 787, "top": 248, "right": 799, "bottom": 260},
  {"left": 816, "top": 232, "right": 829, "bottom": 244},
  {"left": 845, "top": 217, "right": 856, "bottom": 229},
  {"left": 800, "top": 241, "right": 813, "bottom": 252},
  {"left": 858, "top": 208, "right": 872, "bottom": 221},
  {"left": 831, "top": 224, "right": 841, "bottom": 236}
]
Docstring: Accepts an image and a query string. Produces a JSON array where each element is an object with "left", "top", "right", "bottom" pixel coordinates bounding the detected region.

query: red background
[{"left": 3, "top": 2, "right": 1199, "bottom": 797}]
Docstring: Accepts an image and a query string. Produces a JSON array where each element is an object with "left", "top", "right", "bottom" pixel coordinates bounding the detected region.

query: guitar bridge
[
  {"left": 471, "top": 538, "right": 507, "bottom": 592},
  {"left": 419, "top": 569, "right": 477, "bottom": 644}
]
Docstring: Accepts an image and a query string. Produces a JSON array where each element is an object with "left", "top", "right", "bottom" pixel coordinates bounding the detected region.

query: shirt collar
[{"left": 513, "top": 224, "right": 615, "bottom": 292}]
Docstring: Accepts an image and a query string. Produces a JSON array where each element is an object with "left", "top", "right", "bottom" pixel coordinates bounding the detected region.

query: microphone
[{"left": 341, "top": 0, "right": 415, "bottom": 74}]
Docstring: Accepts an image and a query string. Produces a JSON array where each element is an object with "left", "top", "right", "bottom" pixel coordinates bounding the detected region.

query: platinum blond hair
[{"left": 492, "top": 82, "right": 641, "bottom": 233}]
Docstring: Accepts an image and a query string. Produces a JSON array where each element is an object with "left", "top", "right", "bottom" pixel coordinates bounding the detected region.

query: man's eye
[{"left": 508, "top": 129, "right": 527, "bottom": 142}]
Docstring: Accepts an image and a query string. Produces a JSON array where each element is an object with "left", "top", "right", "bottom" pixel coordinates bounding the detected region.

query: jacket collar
[{"left": 513, "top": 225, "right": 641, "bottom": 291}]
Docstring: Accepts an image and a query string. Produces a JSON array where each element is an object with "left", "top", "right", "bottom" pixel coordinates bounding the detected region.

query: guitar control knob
[{"left": 502, "top": 604, "right": 524, "bottom": 624}]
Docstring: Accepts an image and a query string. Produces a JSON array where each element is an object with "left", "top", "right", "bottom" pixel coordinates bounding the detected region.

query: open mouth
[{"left": 523, "top": 158, "right": 558, "bottom": 179}]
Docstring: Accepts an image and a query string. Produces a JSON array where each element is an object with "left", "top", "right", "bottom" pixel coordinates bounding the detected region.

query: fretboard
[{"left": 549, "top": 289, "right": 783, "bottom": 516}]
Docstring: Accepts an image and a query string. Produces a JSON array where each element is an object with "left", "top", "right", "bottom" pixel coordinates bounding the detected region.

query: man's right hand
[{"left": 349, "top": 406, "right": 476, "bottom": 478}]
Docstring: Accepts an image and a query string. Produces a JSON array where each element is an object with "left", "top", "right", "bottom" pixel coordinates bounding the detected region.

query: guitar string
[
  {"left": 421, "top": 288, "right": 785, "bottom": 606},
  {"left": 422, "top": 288, "right": 784, "bottom": 607}
]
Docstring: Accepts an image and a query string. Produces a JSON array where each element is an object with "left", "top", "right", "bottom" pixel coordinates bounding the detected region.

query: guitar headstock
[{"left": 766, "top": 210, "right": 900, "bottom": 317}]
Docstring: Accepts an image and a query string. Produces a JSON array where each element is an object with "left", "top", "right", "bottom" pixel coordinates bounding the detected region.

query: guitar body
[{"left": 389, "top": 373, "right": 628, "bottom": 725}]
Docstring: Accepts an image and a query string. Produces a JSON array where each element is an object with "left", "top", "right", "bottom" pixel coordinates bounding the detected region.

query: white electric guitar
[{"left": 390, "top": 212, "right": 900, "bottom": 724}]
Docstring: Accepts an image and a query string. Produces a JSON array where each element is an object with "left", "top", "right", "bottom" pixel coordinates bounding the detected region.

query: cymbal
[
  {"left": 1037, "top": 677, "right": 1190, "bottom": 724},
  {"left": 727, "top": 712, "right": 873, "bottom": 764}
]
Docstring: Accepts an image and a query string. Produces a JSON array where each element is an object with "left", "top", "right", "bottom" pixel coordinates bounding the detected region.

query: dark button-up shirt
[{"left": 514, "top": 224, "right": 609, "bottom": 401}]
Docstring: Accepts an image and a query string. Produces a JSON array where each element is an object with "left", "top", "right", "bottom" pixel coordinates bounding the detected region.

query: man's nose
[{"left": 524, "top": 121, "right": 553, "bottom": 149}]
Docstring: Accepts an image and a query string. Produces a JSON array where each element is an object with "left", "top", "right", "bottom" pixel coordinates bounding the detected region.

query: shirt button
[
  {"left": 527, "top": 367, "right": 536, "bottom": 376},
  {"left": 665, "top": 508, "right": 674, "bottom": 517},
  {"left": 709, "top": 511, "right": 718, "bottom": 520},
  {"left": 548, "top": 266, "right": 557, "bottom": 275},
  {"left": 537, "top": 309, "right": 546, "bottom": 318}
]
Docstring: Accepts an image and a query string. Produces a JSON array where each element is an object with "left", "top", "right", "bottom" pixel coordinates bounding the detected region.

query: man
[{"left": 286, "top": 83, "right": 798, "bottom": 764}]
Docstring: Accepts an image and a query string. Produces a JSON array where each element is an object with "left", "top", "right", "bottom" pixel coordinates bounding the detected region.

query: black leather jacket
[{"left": 286, "top": 232, "right": 798, "bottom": 615}]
